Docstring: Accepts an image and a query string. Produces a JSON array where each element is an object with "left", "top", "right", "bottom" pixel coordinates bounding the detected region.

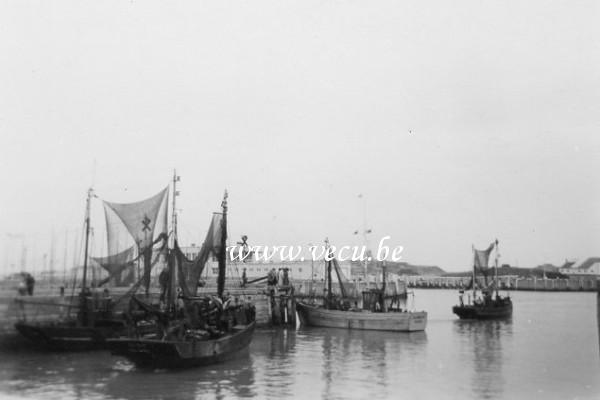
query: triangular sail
[
  {"left": 174, "top": 240, "right": 209, "bottom": 297},
  {"left": 178, "top": 213, "right": 224, "bottom": 296},
  {"left": 103, "top": 187, "right": 170, "bottom": 293},
  {"left": 91, "top": 246, "right": 135, "bottom": 286},
  {"left": 93, "top": 235, "right": 168, "bottom": 287},
  {"left": 104, "top": 187, "right": 169, "bottom": 250},
  {"left": 474, "top": 243, "right": 495, "bottom": 269}
]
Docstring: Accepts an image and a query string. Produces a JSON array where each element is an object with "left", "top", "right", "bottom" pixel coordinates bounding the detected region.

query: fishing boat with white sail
[
  {"left": 107, "top": 176, "right": 256, "bottom": 369},
  {"left": 14, "top": 185, "right": 170, "bottom": 351},
  {"left": 296, "top": 241, "right": 427, "bottom": 332},
  {"left": 452, "top": 240, "right": 512, "bottom": 320}
]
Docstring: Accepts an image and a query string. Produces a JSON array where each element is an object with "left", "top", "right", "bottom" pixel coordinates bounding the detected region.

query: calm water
[{"left": 0, "top": 290, "right": 598, "bottom": 400}]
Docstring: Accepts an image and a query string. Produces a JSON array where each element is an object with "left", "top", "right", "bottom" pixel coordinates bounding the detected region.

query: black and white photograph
[{"left": 0, "top": 1, "right": 599, "bottom": 399}]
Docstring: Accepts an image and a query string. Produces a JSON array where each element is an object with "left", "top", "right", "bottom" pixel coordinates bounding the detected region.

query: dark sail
[
  {"left": 332, "top": 258, "right": 348, "bottom": 298},
  {"left": 91, "top": 246, "right": 135, "bottom": 286}
]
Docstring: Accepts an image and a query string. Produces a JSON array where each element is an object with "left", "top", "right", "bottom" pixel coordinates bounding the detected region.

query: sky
[{"left": 0, "top": 1, "right": 599, "bottom": 274}]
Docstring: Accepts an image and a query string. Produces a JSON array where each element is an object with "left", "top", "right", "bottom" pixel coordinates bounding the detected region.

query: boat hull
[
  {"left": 14, "top": 319, "right": 127, "bottom": 351},
  {"left": 452, "top": 301, "right": 513, "bottom": 320},
  {"left": 107, "top": 322, "right": 256, "bottom": 369},
  {"left": 296, "top": 302, "right": 427, "bottom": 332}
]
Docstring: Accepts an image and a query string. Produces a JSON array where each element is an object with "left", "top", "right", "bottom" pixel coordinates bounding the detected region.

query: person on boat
[
  {"left": 17, "top": 278, "right": 27, "bottom": 296},
  {"left": 101, "top": 288, "right": 112, "bottom": 313},
  {"left": 176, "top": 288, "right": 185, "bottom": 318},
  {"left": 282, "top": 268, "right": 290, "bottom": 286},
  {"left": 242, "top": 268, "right": 248, "bottom": 285},
  {"left": 267, "top": 268, "right": 278, "bottom": 286},
  {"left": 25, "top": 273, "right": 35, "bottom": 295},
  {"left": 158, "top": 267, "right": 169, "bottom": 303},
  {"left": 483, "top": 289, "right": 492, "bottom": 305}
]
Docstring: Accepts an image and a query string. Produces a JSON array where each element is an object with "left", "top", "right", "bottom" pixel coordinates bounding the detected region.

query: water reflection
[
  {"left": 454, "top": 319, "right": 513, "bottom": 399},
  {"left": 105, "top": 348, "right": 255, "bottom": 400},
  {"left": 298, "top": 327, "right": 428, "bottom": 400},
  {"left": 3, "top": 290, "right": 598, "bottom": 400}
]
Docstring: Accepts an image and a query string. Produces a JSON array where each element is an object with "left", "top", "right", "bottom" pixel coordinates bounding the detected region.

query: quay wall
[
  {"left": 0, "top": 283, "right": 297, "bottom": 339},
  {"left": 293, "top": 279, "right": 407, "bottom": 299},
  {"left": 405, "top": 275, "right": 598, "bottom": 291}
]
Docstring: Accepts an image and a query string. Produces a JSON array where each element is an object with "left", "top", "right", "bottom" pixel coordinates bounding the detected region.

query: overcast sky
[{"left": 1, "top": 1, "right": 599, "bottom": 273}]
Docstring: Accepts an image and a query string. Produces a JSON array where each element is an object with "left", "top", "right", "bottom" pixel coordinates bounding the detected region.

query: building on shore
[
  {"left": 179, "top": 245, "right": 352, "bottom": 282},
  {"left": 559, "top": 257, "right": 600, "bottom": 276}
]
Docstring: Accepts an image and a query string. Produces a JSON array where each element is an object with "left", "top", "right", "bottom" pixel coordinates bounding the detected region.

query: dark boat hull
[
  {"left": 14, "top": 319, "right": 127, "bottom": 351},
  {"left": 296, "top": 302, "right": 427, "bottom": 331},
  {"left": 452, "top": 300, "right": 513, "bottom": 320},
  {"left": 107, "top": 322, "right": 256, "bottom": 369}
]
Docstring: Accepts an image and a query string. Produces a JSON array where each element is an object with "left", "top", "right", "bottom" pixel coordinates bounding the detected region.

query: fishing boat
[
  {"left": 14, "top": 186, "right": 170, "bottom": 351},
  {"left": 452, "top": 240, "right": 513, "bottom": 320},
  {"left": 107, "top": 176, "right": 256, "bottom": 369},
  {"left": 296, "top": 242, "right": 427, "bottom": 332}
]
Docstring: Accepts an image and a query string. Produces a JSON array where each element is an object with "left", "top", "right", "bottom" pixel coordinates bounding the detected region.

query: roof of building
[
  {"left": 560, "top": 260, "right": 576, "bottom": 269},
  {"left": 572, "top": 257, "right": 600, "bottom": 270}
]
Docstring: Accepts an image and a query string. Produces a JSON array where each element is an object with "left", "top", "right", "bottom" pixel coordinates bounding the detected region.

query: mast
[
  {"left": 172, "top": 170, "right": 179, "bottom": 247},
  {"left": 382, "top": 262, "right": 388, "bottom": 312},
  {"left": 62, "top": 229, "right": 68, "bottom": 284},
  {"left": 327, "top": 259, "right": 332, "bottom": 307},
  {"left": 49, "top": 229, "right": 55, "bottom": 288},
  {"left": 362, "top": 195, "right": 367, "bottom": 280},
  {"left": 167, "top": 171, "right": 180, "bottom": 310},
  {"left": 325, "top": 238, "right": 332, "bottom": 308},
  {"left": 472, "top": 244, "right": 476, "bottom": 300},
  {"left": 217, "top": 190, "right": 228, "bottom": 299},
  {"left": 381, "top": 261, "right": 386, "bottom": 294},
  {"left": 495, "top": 239, "right": 499, "bottom": 297},
  {"left": 81, "top": 188, "right": 93, "bottom": 292}
]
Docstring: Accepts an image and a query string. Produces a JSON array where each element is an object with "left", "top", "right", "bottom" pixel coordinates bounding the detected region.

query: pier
[
  {"left": 0, "top": 282, "right": 298, "bottom": 340},
  {"left": 404, "top": 275, "right": 598, "bottom": 291}
]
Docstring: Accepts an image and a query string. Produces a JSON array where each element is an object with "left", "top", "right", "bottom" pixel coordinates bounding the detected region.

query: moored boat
[
  {"left": 108, "top": 320, "right": 256, "bottom": 369},
  {"left": 296, "top": 241, "right": 427, "bottom": 332},
  {"left": 107, "top": 177, "right": 256, "bottom": 368},
  {"left": 14, "top": 186, "right": 170, "bottom": 351},
  {"left": 296, "top": 302, "right": 427, "bottom": 331},
  {"left": 452, "top": 240, "right": 513, "bottom": 320}
]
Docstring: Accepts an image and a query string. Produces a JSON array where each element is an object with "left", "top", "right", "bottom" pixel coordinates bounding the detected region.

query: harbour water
[{"left": 0, "top": 289, "right": 598, "bottom": 400}]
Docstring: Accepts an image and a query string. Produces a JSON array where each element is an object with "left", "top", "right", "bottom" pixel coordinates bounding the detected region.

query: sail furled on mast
[
  {"left": 474, "top": 242, "right": 495, "bottom": 269},
  {"left": 332, "top": 258, "right": 349, "bottom": 298},
  {"left": 176, "top": 213, "right": 224, "bottom": 296},
  {"left": 174, "top": 240, "right": 209, "bottom": 297}
]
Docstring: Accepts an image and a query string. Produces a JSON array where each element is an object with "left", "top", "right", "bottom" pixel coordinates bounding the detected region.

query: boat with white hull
[
  {"left": 296, "top": 302, "right": 427, "bottom": 332},
  {"left": 295, "top": 241, "right": 427, "bottom": 332}
]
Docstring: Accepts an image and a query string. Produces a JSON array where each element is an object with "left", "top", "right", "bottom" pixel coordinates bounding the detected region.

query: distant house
[
  {"left": 535, "top": 263, "right": 559, "bottom": 273},
  {"left": 558, "top": 259, "right": 576, "bottom": 275},
  {"left": 562, "top": 257, "right": 600, "bottom": 275}
]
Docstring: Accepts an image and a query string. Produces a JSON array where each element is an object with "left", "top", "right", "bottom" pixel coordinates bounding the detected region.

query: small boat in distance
[
  {"left": 452, "top": 240, "right": 513, "bottom": 320},
  {"left": 296, "top": 241, "right": 427, "bottom": 332}
]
